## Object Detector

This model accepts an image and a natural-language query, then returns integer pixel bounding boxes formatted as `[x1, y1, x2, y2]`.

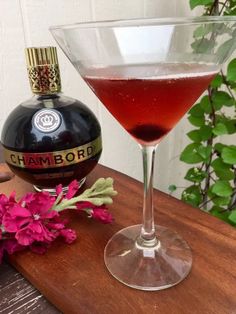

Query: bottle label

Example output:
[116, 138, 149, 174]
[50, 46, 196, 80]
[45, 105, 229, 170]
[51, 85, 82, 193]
[3, 136, 102, 169]
[33, 109, 62, 133]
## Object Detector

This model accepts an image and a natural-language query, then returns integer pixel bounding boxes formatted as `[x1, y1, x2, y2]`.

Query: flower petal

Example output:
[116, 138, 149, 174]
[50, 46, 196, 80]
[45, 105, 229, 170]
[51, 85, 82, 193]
[9, 191, 16, 203]
[8, 204, 31, 218]
[16, 228, 34, 246]
[27, 192, 55, 215]
[60, 229, 77, 244]
[91, 207, 113, 224]
[65, 180, 79, 199]
[3, 204, 31, 232]
[4, 239, 24, 254]
[56, 184, 63, 196]
[19, 192, 35, 205]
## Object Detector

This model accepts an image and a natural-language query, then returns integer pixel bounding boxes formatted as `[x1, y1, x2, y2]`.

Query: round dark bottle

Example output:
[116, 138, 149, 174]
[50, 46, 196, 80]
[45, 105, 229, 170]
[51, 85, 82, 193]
[1, 47, 102, 194]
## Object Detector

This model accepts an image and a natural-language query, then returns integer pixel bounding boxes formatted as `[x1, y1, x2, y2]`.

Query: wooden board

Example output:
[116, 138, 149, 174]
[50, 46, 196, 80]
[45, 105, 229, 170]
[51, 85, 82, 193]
[0, 262, 59, 314]
[0, 163, 235, 314]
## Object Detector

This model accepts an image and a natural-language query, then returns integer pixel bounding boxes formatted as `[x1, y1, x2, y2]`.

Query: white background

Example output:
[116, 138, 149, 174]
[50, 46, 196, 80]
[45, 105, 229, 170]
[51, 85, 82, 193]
[0, 0, 202, 195]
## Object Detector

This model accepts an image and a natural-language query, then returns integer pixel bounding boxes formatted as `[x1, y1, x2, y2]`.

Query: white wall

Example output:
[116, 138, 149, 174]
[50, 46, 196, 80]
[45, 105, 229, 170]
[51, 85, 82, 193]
[0, 0, 201, 196]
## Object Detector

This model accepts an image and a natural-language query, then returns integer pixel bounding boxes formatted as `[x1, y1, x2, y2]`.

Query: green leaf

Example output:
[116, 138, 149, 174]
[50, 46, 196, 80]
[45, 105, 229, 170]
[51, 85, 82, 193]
[222, 146, 236, 164]
[211, 157, 230, 171]
[188, 115, 205, 127]
[212, 180, 233, 197]
[229, 210, 236, 223]
[210, 206, 231, 223]
[181, 185, 202, 207]
[207, 185, 215, 199]
[210, 74, 223, 88]
[200, 96, 212, 114]
[211, 157, 234, 179]
[189, 103, 205, 117]
[199, 125, 212, 141]
[225, 120, 236, 134]
[187, 125, 212, 142]
[168, 185, 177, 193]
[184, 167, 206, 183]
[187, 130, 202, 142]
[196, 145, 212, 160]
[227, 58, 236, 81]
[180, 143, 204, 164]
[190, 0, 214, 9]
[212, 91, 234, 108]
[214, 143, 227, 154]
[212, 123, 229, 136]
[215, 168, 234, 180]
[212, 196, 231, 206]
[226, 7, 236, 15]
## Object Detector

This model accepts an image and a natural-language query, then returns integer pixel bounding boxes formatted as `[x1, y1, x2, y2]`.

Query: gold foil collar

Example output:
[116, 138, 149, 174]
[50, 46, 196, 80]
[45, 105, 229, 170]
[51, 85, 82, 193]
[25, 47, 61, 94]
[3, 136, 102, 169]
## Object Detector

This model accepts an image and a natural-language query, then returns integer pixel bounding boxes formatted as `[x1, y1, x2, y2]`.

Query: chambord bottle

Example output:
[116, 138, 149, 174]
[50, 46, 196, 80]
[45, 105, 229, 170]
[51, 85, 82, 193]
[1, 47, 102, 194]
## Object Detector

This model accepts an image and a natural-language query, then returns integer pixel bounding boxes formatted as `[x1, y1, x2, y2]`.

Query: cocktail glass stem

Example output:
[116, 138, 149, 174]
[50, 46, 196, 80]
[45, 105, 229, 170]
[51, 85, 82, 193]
[138, 145, 158, 247]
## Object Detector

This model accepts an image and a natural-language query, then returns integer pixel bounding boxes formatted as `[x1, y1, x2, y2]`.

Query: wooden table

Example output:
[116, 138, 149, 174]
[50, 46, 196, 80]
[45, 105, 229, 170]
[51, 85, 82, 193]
[0, 163, 235, 314]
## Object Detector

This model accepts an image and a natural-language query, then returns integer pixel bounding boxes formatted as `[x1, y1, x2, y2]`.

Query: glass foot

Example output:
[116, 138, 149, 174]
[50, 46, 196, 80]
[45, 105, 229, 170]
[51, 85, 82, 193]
[104, 224, 192, 291]
[33, 177, 86, 196]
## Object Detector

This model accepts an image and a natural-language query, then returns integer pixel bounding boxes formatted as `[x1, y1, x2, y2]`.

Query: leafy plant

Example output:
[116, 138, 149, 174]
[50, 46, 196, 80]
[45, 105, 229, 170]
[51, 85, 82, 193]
[171, 0, 236, 226]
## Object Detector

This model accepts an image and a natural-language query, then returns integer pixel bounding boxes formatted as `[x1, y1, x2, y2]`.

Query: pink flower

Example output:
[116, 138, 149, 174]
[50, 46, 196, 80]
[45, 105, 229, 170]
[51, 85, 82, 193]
[26, 192, 55, 216]
[0, 194, 9, 223]
[91, 207, 113, 224]
[3, 203, 33, 232]
[76, 201, 95, 211]
[76, 201, 113, 224]
[9, 191, 16, 203]
[2, 191, 60, 246]
[15, 221, 57, 246]
[19, 192, 35, 205]
[60, 229, 77, 243]
[65, 180, 79, 199]
[56, 184, 63, 196]
[4, 238, 23, 254]
[55, 180, 79, 200]
[0, 177, 115, 263]
[0, 237, 23, 263]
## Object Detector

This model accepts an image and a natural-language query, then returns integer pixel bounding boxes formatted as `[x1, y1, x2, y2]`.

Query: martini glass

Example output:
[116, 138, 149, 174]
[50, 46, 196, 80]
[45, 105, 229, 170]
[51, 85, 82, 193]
[50, 16, 236, 291]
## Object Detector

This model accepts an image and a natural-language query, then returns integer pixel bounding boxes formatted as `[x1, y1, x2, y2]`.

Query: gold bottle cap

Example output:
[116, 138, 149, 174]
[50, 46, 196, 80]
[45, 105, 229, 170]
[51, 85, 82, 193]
[25, 46, 61, 94]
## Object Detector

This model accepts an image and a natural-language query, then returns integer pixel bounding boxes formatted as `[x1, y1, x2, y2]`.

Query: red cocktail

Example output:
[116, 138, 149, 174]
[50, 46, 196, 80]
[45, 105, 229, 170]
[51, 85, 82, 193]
[85, 63, 217, 144]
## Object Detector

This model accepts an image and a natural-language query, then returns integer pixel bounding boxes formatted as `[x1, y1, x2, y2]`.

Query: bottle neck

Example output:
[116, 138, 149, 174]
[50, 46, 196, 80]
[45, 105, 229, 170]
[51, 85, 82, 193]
[33, 92, 62, 98]
[32, 92, 62, 109]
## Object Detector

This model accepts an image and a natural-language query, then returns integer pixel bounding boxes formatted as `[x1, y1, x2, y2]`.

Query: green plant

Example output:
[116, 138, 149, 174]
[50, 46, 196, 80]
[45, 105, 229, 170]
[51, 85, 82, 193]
[170, 0, 236, 226]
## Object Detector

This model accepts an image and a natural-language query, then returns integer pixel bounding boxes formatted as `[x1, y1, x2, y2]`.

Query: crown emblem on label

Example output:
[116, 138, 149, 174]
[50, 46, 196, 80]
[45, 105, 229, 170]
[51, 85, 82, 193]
[40, 114, 54, 127]
[33, 109, 61, 133]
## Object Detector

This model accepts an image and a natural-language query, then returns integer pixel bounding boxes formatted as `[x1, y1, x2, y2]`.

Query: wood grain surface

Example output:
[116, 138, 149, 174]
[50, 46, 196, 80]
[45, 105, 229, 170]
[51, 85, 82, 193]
[0, 263, 59, 314]
[0, 163, 235, 314]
